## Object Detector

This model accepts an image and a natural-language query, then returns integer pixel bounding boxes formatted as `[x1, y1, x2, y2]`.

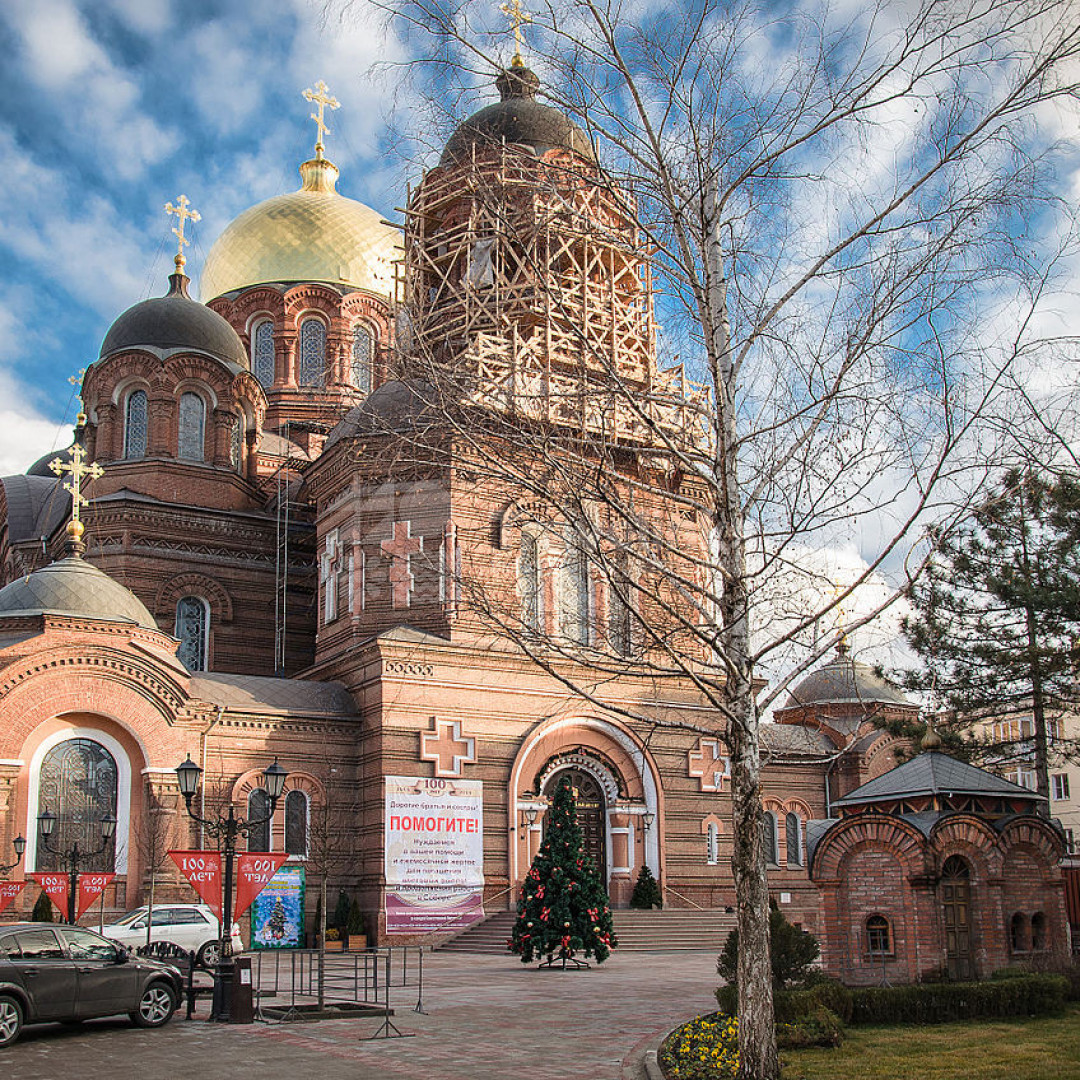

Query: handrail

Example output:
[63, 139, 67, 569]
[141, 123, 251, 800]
[420, 884, 517, 947]
[662, 885, 708, 911]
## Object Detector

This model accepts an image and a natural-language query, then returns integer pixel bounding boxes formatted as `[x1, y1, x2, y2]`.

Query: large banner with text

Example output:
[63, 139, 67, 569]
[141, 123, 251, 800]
[384, 776, 484, 933]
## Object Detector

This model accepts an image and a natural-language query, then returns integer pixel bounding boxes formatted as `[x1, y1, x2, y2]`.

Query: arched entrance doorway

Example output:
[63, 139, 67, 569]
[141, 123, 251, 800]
[544, 768, 607, 883]
[941, 855, 973, 980]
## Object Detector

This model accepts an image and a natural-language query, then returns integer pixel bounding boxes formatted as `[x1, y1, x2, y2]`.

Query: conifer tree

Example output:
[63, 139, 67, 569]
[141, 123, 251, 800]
[630, 863, 663, 910]
[510, 776, 617, 967]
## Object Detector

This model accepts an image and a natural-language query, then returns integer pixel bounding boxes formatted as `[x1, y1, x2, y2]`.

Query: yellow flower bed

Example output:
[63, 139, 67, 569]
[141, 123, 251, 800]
[659, 1013, 739, 1079]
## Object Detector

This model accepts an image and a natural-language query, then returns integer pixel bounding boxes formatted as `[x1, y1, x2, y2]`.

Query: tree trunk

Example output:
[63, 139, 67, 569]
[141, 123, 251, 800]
[318, 875, 327, 1009]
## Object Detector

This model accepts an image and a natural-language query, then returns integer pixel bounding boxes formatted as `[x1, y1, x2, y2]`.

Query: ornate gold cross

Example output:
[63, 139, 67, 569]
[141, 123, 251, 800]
[50, 443, 104, 544]
[500, 0, 531, 65]
[303, 80, 340, 159]
[164, 195, 201, 272]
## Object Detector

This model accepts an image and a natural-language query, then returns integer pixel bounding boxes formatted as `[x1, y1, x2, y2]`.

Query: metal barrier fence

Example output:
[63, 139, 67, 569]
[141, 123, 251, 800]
[250, 946, 424, 1018]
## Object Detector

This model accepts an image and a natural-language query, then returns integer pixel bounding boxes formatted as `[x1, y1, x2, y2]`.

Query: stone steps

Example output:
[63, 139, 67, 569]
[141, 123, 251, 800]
[438, 908, 736, 953]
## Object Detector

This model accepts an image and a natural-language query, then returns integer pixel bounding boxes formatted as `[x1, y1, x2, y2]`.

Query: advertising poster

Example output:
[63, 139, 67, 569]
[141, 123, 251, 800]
[250, 864, 305, 950]
[384, 775, 484, 934]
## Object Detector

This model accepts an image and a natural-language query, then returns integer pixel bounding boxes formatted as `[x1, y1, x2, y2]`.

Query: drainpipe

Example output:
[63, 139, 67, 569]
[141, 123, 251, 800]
[198, 706, 224, 848]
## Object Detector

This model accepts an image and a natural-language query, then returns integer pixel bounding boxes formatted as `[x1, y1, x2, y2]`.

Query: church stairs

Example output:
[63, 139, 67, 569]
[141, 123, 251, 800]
[437, 909, 737, 953]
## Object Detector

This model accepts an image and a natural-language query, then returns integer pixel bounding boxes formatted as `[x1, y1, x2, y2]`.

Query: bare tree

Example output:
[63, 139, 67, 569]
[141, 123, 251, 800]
[132, 788, 178, 947]
[331, 1, 1080, 1075]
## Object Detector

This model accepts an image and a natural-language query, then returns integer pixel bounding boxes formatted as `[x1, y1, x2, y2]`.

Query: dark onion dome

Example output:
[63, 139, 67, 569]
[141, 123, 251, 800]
[0, 553, 157, 630]
[324, 380, 438, 448]
[99, 273, 248, 368]
[780, 644, 912, 711]
[441, 63, 596, 167]
[27, 443, 74, 479]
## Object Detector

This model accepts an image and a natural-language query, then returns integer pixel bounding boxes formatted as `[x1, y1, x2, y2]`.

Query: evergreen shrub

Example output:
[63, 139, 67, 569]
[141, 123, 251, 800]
[776, 1005, 845, 1049]
[31, 890, 53, 922]
[346, 898, 365, 938]
[716, 902, 819, 990]
[849, 974, 1068, 1025]
[332, 890, 350, 933]
[629, 863, 663, 910]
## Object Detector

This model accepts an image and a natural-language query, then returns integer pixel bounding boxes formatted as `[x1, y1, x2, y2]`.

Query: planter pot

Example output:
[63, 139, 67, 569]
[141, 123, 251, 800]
[346, 935, 367, 951]
[324, 940, 344, 952]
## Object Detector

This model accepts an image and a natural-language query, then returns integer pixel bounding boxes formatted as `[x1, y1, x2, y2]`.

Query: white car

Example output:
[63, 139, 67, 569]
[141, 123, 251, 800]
[100, 904, 243, 967]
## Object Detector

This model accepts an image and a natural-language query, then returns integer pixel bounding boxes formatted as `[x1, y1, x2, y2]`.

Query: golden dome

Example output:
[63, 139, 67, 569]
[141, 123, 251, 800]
[199, 157, 400, 301]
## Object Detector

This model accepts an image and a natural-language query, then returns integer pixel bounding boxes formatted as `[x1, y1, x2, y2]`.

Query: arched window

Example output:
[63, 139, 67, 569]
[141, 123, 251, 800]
[785, 812, 802, 867]
[1010, 911, 1029, 953]
[177, 392, 206, 461]
[866, 914, 892, 956]
[247, 790, 270, 852]
[284, 790, 308, 857]
[561, 531, 591, 646]
[230, 413, 244, 471]
[762, 812, 779, 866]
[351, 324, 373, 393]
[175, 595, 209, 671]
[1031, 911, 1046, 950]
[36, 739, 117, 872]
[707, 823, 719, 866]
[520, 531, 541, 631]
[252, 320, 275, 388]
[124, 389, 148, 459]
[609, 557, 632, 657]
[298, 318, 326, 387]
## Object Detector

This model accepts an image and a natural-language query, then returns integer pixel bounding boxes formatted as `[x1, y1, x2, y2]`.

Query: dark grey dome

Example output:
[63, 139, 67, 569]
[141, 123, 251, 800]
[0, 554, 158, 630]
[782, 648, 911, 711]
[324, 380, 438, 448]
[27, 443, 74, 478]
[441, 65, 595, 166]
[100, 274, 247, 367]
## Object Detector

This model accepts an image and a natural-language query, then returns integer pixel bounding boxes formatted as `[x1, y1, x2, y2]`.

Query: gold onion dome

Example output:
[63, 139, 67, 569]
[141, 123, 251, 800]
[199, 157, 400, 302]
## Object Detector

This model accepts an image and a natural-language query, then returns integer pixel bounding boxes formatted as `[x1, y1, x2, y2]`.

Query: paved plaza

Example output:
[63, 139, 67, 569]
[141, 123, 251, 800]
[1, 949, 719, 1080]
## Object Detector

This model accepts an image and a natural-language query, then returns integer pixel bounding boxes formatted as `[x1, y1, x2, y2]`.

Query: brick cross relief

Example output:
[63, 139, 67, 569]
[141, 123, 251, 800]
[688, 738, 730, 792]
[420, 717, 477, 778]
[381, 520, 423, 609]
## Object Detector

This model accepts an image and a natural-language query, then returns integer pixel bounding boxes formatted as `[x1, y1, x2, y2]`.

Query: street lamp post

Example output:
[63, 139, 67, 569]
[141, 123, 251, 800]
[175, 754, 288, 1021]
[0, 835, 26, 875]
[37, 811, 116, 924]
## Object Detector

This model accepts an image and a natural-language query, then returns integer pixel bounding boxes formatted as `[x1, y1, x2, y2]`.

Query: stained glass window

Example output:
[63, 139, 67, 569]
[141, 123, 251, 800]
[248, 790, 270, 852]
[351, 325, 373, 393]
[178, 392, 205, 461]
[285, 790, 308, 857]
[252, 320, 275, 388]
[36, 739, 117, 872]
[124, 390, 148, 459]
[786, 812, 802, 866]
[520, 532, 541, 631]
[762, 812, 779, 866]
[230, 413, 243, 471]
[176, 595, 208, 671]
[561, 531, 591, 646]
[299, 319, 326, 387]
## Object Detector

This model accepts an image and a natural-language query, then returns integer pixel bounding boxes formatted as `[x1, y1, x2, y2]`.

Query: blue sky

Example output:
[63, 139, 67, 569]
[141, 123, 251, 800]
[0, 0, 422, 474]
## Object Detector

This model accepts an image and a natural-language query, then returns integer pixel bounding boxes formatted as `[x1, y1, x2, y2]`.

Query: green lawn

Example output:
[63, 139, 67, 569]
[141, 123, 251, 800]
[780, 1003, 1080, 1080]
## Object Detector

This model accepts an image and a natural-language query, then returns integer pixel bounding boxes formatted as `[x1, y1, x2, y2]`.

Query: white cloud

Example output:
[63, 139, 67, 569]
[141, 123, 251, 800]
[0, 368, 70, 476]
[186, 21, 264, 135]
[100, 0, 172, 35]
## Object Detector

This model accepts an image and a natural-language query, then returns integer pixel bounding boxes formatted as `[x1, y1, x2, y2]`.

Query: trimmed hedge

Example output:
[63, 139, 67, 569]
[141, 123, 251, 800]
[776, 1005, 845, 1049]
[849, 973, 1068, 1025]
[715, 977, 853, 1025]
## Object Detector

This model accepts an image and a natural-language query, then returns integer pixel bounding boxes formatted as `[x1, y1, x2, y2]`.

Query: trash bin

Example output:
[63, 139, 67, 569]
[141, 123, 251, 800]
[230, 956, 255, 1023]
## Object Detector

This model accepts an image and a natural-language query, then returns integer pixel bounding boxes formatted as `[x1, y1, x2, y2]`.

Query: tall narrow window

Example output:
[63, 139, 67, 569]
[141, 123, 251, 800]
[351, 324, 373, 393]
[124, 390, 148, 459]
[707, 823, 719, 866]
[609, 558, 632, 657]
[520, 531, 541, 631]
[175, 595, 209, 671]
[230, 413, 244, 471]
[1010, 911, 1029, 952]
[299, 318, 326, 387]
[561, 532, 591, 646]
[247, 790, 270, 852]
[866, 915, 892, 956]
[762, 812, 779, 866]
[284, 790, 308, 857]
[252, 320, 275, 388]
[37, 739, 117, 872]
[1031, 911, 1046, 950]
[177, 392, 206, 461]
[785, 812, 802, 867]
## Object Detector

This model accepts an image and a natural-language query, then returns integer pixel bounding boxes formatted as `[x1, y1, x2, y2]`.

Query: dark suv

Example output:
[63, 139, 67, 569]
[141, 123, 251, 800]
[0, 923, 183, 1047]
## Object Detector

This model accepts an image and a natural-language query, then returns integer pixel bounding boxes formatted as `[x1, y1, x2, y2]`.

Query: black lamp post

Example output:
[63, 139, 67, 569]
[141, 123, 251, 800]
[0, 835, 26, 875]
[175, 754, 288, 1021]
[37, 810, 116, 923]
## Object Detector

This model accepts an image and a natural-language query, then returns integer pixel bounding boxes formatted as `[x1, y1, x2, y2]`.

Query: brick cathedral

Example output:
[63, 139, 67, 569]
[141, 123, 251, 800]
[0, 69, 1067, 983]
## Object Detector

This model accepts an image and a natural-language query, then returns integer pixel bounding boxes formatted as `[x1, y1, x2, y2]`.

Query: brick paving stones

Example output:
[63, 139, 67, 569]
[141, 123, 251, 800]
[1, 949, 720, 1080]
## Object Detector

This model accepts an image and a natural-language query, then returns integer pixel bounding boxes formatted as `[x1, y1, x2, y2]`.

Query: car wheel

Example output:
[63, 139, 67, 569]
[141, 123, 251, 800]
[130, 982, 177, 1028]
[196, 938, 221, 969]
[0, 996, 23, 1048]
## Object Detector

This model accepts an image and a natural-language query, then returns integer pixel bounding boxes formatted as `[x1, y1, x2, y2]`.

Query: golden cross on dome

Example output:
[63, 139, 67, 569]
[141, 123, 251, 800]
[500, 0, 531, 65]
[69, 368, 88, 426]
[303, 80, 340, 160]
[50, 443, 104, 547]
[164, 195, 201, 272]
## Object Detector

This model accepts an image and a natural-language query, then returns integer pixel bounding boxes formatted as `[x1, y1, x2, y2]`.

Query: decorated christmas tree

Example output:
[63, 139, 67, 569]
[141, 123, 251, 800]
[509, 775, 617, 967]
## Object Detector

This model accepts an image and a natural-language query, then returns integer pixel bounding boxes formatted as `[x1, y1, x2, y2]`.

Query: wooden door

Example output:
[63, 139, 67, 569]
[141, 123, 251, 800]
[550, 769, 607, 883]
[941, 856, 973, 980]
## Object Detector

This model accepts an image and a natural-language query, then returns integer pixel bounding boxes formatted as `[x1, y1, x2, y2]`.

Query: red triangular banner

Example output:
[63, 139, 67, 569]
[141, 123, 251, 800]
[0, 880, 28, 916]
[75, 873, 115, 920]
[234, 853, 289, 921]
[28, 872, 70, 920]
[168, 850, 222, 919]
